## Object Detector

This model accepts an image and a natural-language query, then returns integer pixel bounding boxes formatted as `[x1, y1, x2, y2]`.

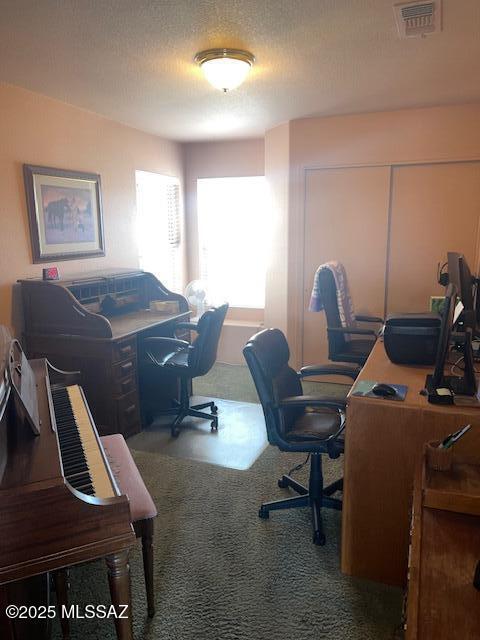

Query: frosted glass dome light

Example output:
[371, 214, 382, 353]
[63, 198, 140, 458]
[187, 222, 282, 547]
[195, 48, 255, 92]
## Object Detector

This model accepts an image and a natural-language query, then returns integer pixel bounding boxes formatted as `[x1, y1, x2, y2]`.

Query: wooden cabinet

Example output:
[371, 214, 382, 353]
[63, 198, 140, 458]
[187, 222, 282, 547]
[20, 269, 189, 438]
[406, 456, 480, 639]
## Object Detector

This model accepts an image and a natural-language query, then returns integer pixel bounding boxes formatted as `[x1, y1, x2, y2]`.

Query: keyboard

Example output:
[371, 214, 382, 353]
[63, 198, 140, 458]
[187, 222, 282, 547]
[51, 385, 116, 499]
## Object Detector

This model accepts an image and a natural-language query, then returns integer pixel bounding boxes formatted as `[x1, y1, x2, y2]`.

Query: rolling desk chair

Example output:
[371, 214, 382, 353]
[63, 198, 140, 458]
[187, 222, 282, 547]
[314, 267, 382, 366]
[141, 304, 228, 437]
[243, 328, 359, 545]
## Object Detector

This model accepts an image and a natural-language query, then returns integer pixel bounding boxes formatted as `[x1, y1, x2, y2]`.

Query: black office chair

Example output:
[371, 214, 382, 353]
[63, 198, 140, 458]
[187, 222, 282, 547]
[243, 328, 359, 545]
[142, 303, 229, 437]
[316, 268, 382, 365]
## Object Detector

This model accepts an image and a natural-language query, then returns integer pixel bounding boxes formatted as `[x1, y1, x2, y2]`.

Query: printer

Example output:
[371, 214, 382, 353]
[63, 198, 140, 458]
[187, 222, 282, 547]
[383, 313, 441, 365]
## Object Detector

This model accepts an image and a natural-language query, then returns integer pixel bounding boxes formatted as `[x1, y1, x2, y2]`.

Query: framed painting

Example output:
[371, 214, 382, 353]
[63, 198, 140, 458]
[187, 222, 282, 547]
[23, 164, 105, 263]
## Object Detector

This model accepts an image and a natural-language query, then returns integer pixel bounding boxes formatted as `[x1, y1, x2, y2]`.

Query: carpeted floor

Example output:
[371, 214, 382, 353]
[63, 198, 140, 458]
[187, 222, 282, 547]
[193, 362, 351, 404]
[51, 364, 403, 640]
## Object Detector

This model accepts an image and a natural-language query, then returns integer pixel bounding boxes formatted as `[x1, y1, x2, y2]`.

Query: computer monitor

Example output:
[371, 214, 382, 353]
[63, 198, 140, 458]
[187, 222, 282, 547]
[430, 283, 456, 389]
[447, 252, 476, 329]
[426, 283, 477, 397]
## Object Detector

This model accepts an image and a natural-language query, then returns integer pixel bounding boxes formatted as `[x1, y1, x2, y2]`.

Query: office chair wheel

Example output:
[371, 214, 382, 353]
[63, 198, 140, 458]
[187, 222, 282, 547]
[258, 506, 269, 519]
[171, 426, 180, 438]
[212, 404, 218, 414]
[211, 417, 219, 432]
[313, 531, 326, 546]
[277, 477, 289, 489]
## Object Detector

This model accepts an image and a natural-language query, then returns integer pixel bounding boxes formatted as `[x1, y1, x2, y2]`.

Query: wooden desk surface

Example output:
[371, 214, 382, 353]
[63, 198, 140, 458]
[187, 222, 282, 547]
[342, 340, 480, 587]
[108, 309, 190, 339]
[349, 339, 480, 415]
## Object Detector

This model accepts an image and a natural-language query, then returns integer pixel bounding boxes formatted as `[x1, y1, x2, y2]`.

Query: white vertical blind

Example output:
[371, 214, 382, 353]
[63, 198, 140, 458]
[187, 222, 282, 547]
[135, 170, 183, 292]
[197, 176, 269, 308]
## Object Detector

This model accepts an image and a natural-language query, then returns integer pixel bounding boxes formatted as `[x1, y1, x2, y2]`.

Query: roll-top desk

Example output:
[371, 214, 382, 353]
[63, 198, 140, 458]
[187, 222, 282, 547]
[19, 269, 189, 437]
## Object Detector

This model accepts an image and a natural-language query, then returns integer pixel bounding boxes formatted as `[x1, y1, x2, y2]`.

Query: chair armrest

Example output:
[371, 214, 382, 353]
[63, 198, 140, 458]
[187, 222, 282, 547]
[175, 322, 199, 332]
[277, 395, 346, 411]
[327, 327, 377, 337]
[355, 315, 384, 324]
[143, 337, 189, 350]
[299, 364, 360, 380]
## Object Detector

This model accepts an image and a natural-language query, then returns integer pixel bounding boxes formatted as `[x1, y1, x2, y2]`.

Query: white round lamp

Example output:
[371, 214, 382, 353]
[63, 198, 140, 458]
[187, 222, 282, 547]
[195, 48, 255, 92]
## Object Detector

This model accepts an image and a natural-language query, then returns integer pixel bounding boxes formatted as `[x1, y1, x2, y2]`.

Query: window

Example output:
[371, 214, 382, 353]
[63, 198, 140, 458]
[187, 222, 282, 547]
[135, 170, 183, 293]
[197, 176, 269, 308]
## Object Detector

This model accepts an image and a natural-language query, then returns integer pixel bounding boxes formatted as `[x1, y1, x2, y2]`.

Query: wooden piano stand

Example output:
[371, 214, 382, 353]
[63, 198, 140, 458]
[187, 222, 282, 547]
[1, 553, 134, 640]
[106, 550, 134, 640]
[342, 340, 480, 586]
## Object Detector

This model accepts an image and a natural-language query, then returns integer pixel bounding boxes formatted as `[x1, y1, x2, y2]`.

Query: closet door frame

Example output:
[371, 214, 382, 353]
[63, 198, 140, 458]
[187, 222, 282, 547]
[292, 158, 480, 368]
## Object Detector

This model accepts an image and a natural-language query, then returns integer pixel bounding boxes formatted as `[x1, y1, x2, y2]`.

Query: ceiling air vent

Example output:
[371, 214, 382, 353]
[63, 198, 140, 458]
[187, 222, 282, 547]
[394, 1, 442, 38]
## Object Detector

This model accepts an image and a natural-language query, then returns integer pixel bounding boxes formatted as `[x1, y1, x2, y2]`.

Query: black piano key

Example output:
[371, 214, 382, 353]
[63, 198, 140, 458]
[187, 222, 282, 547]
[70, 484, 94, 494]
[62, 450, 85, 460]
[68, 475, 92, 487]
[58, 435, 82, 446]
[62, 450, 86, 461]
[61, 447, 84, 457]
[65, 463, 88, 475]
[52, 385, 100, 497]
[69, 477, 93, 489]
[60, 445, 83, 455]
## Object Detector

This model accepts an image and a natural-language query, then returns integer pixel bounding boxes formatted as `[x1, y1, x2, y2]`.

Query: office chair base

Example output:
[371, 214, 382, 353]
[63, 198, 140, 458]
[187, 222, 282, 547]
[278, 474, 308, 494]
[259, 466, 342, 545]
[168, 406, 219, 437]
[152, 383, 219, 437]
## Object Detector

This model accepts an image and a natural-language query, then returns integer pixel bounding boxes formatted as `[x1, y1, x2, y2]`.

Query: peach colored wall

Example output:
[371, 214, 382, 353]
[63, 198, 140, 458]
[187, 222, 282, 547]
[281, 104, 480, 365]
[290, 105, 480, 168]
[264, 123, 290, 335]
[182, 138, 265, 285]
[0, 83, 184, 333]
[302, 166, 390, 367]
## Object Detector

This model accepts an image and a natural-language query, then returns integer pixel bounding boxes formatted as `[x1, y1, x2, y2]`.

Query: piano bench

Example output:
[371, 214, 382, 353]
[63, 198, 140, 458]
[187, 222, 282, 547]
[101, 435, 157, 522]
[101, 434, 157, 618]
[54, 434, 157, 638]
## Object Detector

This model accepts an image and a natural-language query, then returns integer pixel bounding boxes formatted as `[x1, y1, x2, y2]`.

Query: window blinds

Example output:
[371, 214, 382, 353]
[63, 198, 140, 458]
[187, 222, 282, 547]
[136, 171, 183, 293]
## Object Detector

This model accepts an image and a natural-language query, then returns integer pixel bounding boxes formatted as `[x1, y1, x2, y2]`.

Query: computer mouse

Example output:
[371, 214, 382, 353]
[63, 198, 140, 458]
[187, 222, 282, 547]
[371, 383, 397, 398]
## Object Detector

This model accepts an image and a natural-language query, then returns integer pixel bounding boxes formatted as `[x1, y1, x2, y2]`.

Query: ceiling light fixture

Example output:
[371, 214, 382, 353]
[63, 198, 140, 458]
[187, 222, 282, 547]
[195, 48, 255, 92]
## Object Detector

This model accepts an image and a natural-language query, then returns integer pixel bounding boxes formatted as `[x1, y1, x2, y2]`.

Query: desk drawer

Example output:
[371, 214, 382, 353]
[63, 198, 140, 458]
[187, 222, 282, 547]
[113, 357, 136, 381]
[112, 338, 136, 363]
[116, 391, 140, 436]
[114, 374, 137, 397]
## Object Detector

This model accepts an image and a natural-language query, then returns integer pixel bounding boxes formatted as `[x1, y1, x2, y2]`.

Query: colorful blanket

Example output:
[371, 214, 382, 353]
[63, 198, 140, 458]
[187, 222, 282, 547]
[309, 261, 356, 334]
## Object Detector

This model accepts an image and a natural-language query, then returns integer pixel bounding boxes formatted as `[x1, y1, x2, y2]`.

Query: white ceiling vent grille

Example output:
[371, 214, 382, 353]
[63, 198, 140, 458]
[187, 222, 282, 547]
[394, 1, 442, 38]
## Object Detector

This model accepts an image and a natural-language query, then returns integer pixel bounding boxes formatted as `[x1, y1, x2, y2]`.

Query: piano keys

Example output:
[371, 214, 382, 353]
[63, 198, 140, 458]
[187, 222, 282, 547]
[0, 328, 136, 640]
[52, 384, 116, 498]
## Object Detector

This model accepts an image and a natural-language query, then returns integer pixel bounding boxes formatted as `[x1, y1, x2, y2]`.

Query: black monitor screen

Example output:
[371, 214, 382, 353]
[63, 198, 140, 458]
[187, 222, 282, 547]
[447, 252, 474, 311]
[432, 283, 456, 388]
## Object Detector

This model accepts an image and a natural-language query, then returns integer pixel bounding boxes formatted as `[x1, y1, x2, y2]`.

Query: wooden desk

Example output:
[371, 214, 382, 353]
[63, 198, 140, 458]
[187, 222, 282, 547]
[341, 340, 480, 586]
[108, 309, 189, 339]
[405, 457, 480, 638]
[20, 270, 189, 438]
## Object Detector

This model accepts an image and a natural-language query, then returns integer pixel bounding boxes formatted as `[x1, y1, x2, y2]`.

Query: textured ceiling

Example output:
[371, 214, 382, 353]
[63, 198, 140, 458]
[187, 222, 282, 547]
[0, 0, 479, 141]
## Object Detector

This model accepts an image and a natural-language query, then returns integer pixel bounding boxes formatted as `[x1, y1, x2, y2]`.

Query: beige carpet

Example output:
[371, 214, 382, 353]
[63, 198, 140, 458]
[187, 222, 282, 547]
[51, 451, 402, 640]
[50, 364, 402, 639]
